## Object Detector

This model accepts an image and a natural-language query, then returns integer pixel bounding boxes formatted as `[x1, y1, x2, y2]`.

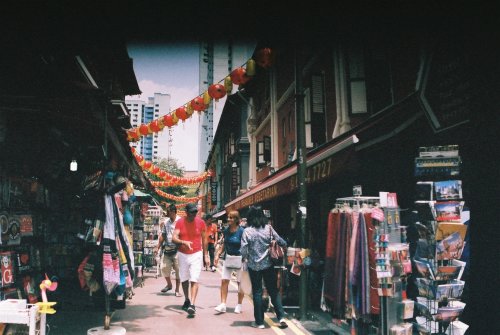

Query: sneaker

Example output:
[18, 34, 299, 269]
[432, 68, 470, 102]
[234, 304, 242, 314]
[161, 286, 172, 293]
[214, 303, 226, 313]
[187, 304, 196, 315]
[181, 299, 191, 311]
[279, 319, 288, 328]
[251, 322, 265, 329]
[211, 266, 216, 272]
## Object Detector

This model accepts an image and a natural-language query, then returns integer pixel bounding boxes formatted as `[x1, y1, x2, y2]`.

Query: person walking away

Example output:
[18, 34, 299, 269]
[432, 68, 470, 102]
[214, 210, 245, 314]
[155, 204, 181, 297]
[204, 213, 218, 272]
[172, 203, 209, 316]
[240, 205, 288, 329]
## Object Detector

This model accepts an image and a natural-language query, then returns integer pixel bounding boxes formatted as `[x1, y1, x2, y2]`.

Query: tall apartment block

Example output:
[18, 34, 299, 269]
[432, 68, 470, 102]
[198, 40, 256, 172]
[126, 93, 171, 162]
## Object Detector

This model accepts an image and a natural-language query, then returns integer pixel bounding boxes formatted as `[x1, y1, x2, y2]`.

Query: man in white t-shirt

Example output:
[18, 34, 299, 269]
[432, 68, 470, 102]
[155, 204, 182, 296]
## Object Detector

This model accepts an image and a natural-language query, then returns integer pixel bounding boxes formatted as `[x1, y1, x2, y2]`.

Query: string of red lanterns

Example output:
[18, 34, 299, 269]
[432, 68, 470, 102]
[154, 189, 202, 203]
[132, 149, 213, 185]
[126, 48, 273, 142]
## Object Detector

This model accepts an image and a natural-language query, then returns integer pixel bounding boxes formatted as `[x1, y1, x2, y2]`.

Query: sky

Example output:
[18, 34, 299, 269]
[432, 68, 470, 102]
[126, 42, 200, 171]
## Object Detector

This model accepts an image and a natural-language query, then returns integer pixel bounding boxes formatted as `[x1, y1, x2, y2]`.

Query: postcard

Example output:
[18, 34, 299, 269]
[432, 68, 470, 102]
[435, 222, 467, 241]
[434, 180, 462, 200]
[434, 201, 462, 222]
[451, 259, 466, 281]
[445, 320, 469, 335]
[414, 259, 435, 279]
[416, 301, 434, 320]
[436, 232, 465, 260]
[434, 306, 464, 322]
[416, 278, 436, 299]
[436, 281, 465, 301]
[435, 265, 462, 281]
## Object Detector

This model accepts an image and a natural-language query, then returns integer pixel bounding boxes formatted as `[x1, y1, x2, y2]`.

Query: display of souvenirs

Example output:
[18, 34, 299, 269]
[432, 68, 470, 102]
[434, 201, 462, 222]
[435, 232, 465, 261]
[16, 247, 31, 274]
[434, 180, 462, 200]
[0, 252, 15, 287]
[435, 222, 467, 241]
[18, 214, 33, 236]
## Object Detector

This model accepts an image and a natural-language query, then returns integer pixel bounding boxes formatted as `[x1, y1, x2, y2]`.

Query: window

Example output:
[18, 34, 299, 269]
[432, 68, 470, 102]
[347, 43, 367, 114]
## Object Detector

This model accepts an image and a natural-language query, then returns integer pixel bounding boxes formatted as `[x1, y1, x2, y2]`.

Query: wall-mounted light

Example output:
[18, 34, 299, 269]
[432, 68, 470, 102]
[70, 159, 78, 172]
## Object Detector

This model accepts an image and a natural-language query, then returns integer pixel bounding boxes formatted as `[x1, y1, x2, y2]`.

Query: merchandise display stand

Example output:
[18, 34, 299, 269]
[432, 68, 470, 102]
[412, 145, 468, 335]
[0, 299, 42, 335]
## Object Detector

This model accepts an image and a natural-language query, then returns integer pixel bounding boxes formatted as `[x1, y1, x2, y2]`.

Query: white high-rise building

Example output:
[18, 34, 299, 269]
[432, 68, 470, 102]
[198, 40, 257, 172]
[126, 93, 171, 162]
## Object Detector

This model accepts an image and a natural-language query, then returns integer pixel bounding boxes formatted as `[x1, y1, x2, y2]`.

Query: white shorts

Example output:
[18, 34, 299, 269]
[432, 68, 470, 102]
[221, 260, 242, 282]
[177, 251, 203, 283]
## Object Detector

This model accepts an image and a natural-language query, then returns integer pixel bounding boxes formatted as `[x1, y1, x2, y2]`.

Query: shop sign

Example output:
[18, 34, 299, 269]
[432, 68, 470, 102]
[211, 182, 217, 205]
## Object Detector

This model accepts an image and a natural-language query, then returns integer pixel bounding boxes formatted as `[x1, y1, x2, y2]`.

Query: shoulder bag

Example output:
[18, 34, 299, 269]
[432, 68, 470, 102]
[269, 225, 284, 265]
[224, 254, 242, 269]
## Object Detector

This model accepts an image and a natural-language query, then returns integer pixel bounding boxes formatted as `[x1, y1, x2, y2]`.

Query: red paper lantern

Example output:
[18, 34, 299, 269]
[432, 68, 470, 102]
[230, 67, 248, 85]
[152, 166, 160, 175]
[135, 154, 144, 162]
[255, 48, 273, 68]
[149, 120, 161, 133]
[128, 129, 140, 141]
[175, 106, 189, 121]
[163, 114, 174, 127]
[208, 84, 227, 101]
[191, 96, 206, 111]
[130, 147, 136, 153]
[143, 161, 152, 169]
[139, 124, 149, 136]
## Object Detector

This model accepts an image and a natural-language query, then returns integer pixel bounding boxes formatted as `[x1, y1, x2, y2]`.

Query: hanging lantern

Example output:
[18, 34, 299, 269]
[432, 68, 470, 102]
[163, 114, 174, 127]
[224, 76, 233, 95]
[143, 161, 152, 169]
[175, 106, 188, 121]
[152, 166, 160, 175]
[135, 154, 144, 163]
[130, 147, 136, 153]
[255, 48, 273, 68]
[203, 91, 212, 105]
[159, 171, 167, 179]
[139, 124, 149, 136]
[208, 83, 227, 101]
[230, 67, 248, 85]
[191, 96, 206, 111]
[246, 59, 256, 76]
[127, 129, 139, 141]
[149, 120, 161, 133]
[186, 103, 194, 116]
[171, 112, 179, 125]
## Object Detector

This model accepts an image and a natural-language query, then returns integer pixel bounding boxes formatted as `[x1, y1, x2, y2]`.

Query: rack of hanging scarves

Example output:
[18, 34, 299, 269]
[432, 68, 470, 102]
[322, 196, 381, 333]
[102, 172, 135, 320]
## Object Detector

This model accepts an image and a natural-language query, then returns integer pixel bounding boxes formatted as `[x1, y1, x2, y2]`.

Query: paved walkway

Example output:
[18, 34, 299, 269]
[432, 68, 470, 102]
[46, 266, 344, 335]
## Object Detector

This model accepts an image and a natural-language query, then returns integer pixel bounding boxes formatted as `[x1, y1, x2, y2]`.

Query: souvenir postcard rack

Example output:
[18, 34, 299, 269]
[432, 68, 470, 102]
[412, 145, 468, 335]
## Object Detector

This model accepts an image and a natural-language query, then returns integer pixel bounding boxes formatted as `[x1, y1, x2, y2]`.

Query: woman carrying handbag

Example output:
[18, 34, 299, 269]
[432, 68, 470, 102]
[214, 210, 245, 314]
[240, 205, 288, 329]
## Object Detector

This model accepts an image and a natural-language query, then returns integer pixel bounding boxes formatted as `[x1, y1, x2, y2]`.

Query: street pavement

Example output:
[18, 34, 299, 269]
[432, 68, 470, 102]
[46, 265, 342, 335]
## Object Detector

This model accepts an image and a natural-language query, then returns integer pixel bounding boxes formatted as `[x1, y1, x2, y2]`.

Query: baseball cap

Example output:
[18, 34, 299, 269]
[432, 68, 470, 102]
[185, 203, 198, 213]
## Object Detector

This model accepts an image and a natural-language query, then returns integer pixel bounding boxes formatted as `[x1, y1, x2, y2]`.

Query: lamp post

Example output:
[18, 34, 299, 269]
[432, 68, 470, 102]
[295, 47, 308, 320]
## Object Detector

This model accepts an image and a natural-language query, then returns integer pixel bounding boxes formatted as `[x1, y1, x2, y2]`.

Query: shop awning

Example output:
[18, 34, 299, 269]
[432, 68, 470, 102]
[212, 210, 226, 218]
[134, 189, 151, 197]
[225, 135, 359, 212]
